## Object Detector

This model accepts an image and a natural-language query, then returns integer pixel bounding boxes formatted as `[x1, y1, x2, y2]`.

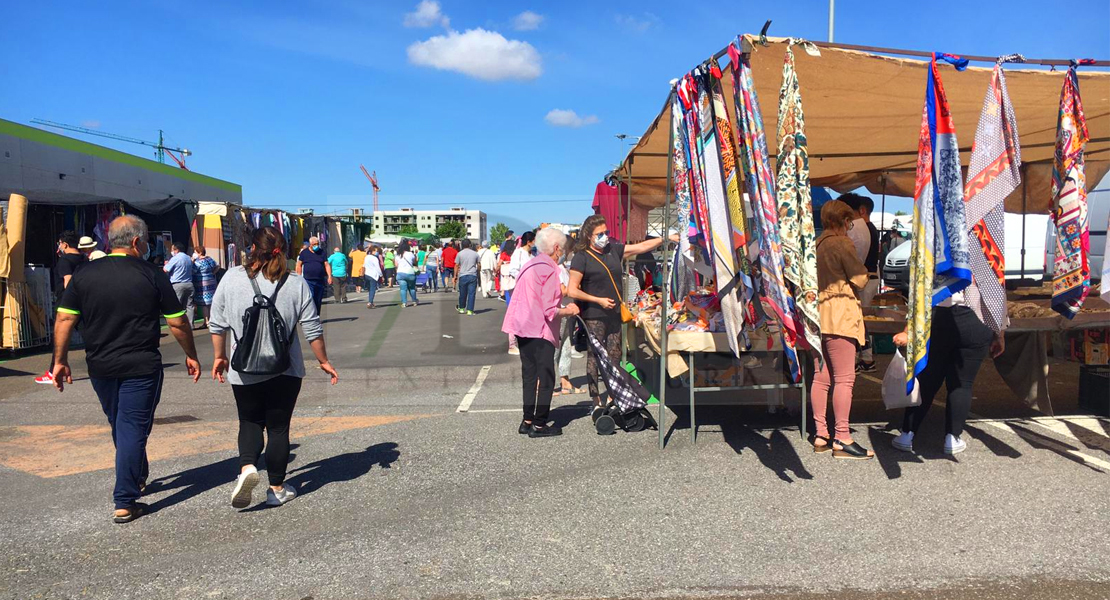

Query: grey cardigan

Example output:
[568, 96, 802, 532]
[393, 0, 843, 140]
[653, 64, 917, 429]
[208, 267, 324, 385]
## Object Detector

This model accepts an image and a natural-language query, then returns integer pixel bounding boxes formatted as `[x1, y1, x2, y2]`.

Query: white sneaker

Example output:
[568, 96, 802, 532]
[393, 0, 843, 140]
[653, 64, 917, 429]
[944, 434, 967, 455]
[892, 431, 914, 452]
[570, 351, 585, 359]
[266, 483, 297, 506]
[231, 466, 259, 508]
[507, 347, 519, 356]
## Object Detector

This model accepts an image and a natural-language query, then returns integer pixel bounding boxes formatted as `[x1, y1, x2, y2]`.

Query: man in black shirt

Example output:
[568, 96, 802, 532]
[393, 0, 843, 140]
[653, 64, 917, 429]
[34, 231, 87, 385]
[52, 216, 201, 524]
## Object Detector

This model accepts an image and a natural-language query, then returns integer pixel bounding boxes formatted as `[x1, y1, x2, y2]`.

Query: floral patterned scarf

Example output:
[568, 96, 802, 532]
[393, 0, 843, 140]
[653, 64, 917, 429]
[1051, 64, 1091, 319]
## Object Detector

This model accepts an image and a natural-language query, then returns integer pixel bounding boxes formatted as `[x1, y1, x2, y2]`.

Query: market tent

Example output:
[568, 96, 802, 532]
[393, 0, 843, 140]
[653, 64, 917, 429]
[616, 37, 1110, 214]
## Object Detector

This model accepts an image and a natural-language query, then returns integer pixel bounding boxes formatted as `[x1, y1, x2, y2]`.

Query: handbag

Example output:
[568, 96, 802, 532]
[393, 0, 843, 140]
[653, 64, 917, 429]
[585, 250, 633, 323]
[230, 274, 292, 375]
[881, 348, 921, 410]
[500, 263, 516, 291]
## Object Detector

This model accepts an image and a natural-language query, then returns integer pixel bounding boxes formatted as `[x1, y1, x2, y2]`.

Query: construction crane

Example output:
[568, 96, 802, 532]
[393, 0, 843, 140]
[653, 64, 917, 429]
[30, 119, 192, 170]
[359, 165, 380, 212]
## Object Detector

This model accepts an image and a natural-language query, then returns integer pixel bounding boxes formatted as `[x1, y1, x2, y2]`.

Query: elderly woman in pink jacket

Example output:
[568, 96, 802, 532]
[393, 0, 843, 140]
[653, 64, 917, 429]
[502, 227, 580, 438]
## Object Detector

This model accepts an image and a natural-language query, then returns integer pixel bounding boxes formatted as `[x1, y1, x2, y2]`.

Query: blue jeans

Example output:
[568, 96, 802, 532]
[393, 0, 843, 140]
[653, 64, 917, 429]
[504, 289, 513, 305]
[457, 274, 477, 312]
[425, 266, 439, 291]
[365, 276, 379, 304]
[441, 267, 454, 289]
[306, 279, 326, 314]
[398, 273, 418, 305]
[91, 371, 164, 509]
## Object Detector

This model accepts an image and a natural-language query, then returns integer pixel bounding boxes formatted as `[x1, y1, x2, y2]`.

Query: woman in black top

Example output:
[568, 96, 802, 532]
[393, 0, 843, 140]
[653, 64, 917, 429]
[566, 214, 676, 416]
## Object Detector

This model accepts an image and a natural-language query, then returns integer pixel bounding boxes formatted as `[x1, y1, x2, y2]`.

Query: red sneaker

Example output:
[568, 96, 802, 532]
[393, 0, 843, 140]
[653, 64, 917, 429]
[34, 371, 55, 385]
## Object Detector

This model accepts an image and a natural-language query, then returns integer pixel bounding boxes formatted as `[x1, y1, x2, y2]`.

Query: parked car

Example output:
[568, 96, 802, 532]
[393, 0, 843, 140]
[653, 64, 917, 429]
[881, 212, 1052, 295]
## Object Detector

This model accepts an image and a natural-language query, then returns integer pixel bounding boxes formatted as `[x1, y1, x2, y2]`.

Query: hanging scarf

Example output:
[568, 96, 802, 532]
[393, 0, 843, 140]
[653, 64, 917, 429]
[678, 75, 714, 273]
[1051, 63, 1091, 319]
[694, 67, 746, 357]
[670, 91, 696, 303]
[964, 57, 1023, 333]
[906, 52, 971, 393]
[730, 40, 800, 382]
[775, 44, 822, 362]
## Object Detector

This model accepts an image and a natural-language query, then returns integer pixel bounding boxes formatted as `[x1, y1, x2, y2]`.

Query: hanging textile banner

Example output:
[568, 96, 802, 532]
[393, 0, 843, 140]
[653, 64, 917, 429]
[775, 44, 822, 363]
[1050, 63, 1091, 319]
[963, 57, 1023, 334]
[730, 40, 800, 382]
[694, 67, 747, 357]
[906, 52, 971, 393]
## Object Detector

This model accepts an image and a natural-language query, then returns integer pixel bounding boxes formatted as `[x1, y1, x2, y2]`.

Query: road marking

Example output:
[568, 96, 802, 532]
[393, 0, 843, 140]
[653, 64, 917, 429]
[466, 408, 520, 414]
[858, 373, 883, 384]
[968, 412, 1110, 472]
[456, 365, 491, 413]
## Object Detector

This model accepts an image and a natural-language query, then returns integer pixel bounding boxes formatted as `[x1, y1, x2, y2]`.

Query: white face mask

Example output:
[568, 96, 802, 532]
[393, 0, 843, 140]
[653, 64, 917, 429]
[593, 233, 609, 249]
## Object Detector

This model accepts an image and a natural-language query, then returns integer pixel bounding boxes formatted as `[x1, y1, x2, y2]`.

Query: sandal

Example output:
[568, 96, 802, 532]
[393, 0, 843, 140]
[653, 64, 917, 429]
[812, 435, 832, 454]
[833, 439, 875, 460]
[112, 502, 147, 524]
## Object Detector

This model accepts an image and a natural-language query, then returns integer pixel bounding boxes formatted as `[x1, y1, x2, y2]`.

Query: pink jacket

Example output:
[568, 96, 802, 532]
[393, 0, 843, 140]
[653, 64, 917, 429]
[501, 253, 563, 347]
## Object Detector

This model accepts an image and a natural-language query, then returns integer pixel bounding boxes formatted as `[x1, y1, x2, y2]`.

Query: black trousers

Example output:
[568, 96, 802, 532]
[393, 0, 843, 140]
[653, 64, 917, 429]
[233, 375, 302, 486]
[903, 306, 994, 437]
[517, 336, 556, 424]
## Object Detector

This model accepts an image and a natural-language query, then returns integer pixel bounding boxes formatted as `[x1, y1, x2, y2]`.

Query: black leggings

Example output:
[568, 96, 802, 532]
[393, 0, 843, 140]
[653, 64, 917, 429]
[517, 336, 555, 424]
[902, 306, 993, 437]
[233, 375, 302, 486]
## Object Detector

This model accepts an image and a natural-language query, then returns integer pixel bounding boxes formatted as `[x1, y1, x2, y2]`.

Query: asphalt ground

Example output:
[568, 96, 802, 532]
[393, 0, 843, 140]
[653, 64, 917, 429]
[1, 284, 1108, 600]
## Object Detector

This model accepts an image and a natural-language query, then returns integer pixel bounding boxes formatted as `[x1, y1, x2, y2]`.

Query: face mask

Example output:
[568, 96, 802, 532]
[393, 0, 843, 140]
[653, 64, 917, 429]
[593, 233, 609, 249]
[312, 245, 320, 252]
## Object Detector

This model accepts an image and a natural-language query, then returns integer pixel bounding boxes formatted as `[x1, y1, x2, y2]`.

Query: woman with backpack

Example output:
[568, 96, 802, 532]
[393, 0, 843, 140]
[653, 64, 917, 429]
[209, 226, 339, 509]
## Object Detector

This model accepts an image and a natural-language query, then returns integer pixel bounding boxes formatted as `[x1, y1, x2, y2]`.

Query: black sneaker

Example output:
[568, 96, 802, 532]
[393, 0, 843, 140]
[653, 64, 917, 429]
[518, 421, 531, 435]
[856, 361, 877, 374]
[528, 424, 563, 438]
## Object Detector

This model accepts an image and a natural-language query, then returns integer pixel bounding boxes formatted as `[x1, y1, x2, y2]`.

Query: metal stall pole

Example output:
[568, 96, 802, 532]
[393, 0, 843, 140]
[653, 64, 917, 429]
[658, 90, 676, 450]
[879, 175, 887, 284]
[622, 163, 630, 366]
[1020, 166, 1028, 280]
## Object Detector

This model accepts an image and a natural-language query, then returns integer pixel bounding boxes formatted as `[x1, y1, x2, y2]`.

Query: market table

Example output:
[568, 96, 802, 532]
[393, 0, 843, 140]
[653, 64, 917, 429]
[630, 316, 808, 443]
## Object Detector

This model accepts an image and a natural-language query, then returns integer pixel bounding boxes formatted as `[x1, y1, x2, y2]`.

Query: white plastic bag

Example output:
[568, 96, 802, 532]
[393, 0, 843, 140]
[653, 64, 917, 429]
[882, 349, 921, 410]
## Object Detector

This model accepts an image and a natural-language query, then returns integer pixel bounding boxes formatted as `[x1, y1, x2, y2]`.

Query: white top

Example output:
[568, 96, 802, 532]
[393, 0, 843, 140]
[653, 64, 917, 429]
[479, 247, 497, 270]
[508, 247, 532, 279]
[426, 248, 440, 267]
[395, 251, 418, 275]
[847, 217, 870, 264]
[363, 254, 383, 280]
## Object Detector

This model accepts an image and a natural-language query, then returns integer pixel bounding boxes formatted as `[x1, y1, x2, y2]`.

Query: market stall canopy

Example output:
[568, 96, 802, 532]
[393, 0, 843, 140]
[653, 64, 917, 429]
[616, 37, 1109, 214]
[0, 118, 242, 214]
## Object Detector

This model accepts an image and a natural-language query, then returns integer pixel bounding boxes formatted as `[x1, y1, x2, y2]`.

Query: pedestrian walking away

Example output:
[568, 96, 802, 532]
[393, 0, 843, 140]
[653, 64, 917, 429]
[441, 241, 458, 292]
[192, 246, 218, 328]
[810, 200, 873, 460]
[164, 241, 196, 329]
[567, 215, 675, 418]
[395, 240, 420, 307]
[479, 241, 497, 298]
[348, 243, 367, 293]
[296, 236, 331, 313]
[502, 227, 579, 437]
[425, 243, 441, 292]
[364, 245, 384, 308]
[454, 239, 479, 314]
[209, 226, 339, 510]
[383, 248, 396, 288]
[51, 215, 202, 524]
[327, 246, 349, 303]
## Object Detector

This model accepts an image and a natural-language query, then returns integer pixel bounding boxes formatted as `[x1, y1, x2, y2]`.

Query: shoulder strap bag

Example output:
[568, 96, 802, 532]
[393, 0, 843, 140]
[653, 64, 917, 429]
[230, 273, 293, 375]
[586, 250, 633, 323]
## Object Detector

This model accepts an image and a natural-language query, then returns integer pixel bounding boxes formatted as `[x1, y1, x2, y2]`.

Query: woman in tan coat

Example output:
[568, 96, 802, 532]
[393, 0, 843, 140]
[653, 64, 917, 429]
[811, 200, 873, 459]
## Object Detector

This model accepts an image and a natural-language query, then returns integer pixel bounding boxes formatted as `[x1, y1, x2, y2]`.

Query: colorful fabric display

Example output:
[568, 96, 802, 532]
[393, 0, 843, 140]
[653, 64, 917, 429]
[670, 92, 696, 303]
[775, 44, 822, 362]
[906, 52, 971, 393]
[730, 40, 800, 382]
[963, 57, 1023, 334]
[1051, 63, 1091, 319]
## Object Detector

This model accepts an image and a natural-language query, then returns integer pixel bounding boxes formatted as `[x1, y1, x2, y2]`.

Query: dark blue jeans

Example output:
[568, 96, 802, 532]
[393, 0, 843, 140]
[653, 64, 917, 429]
[365, 276, 379, 304]
[457, 274, 477, 312]
[425, 266, 439, 291]
[306, 279, 326, 314]
[91, 371, 164, 509]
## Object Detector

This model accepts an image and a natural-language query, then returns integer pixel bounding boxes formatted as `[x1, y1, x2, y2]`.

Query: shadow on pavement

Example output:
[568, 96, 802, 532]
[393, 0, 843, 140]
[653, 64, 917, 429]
[549, 400, 594, 429]
[719, 417, 813, 483]
[0, 365, 34, 377]
[321, 316, 359, 324]
[144, 456, 239, 514]
[285, 442, 401, 498]
[867, 426, 923, 479]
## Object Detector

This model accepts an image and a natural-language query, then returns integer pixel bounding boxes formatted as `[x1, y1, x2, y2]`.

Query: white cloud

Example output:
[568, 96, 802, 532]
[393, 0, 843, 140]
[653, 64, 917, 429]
[404, 0, 449, 29]
[544, 109, 599, 128]
[512, 11, 544, 31]
[615, 13, 659, 33]
[81, 120, 101, 129]
[407, 28, 542, 81]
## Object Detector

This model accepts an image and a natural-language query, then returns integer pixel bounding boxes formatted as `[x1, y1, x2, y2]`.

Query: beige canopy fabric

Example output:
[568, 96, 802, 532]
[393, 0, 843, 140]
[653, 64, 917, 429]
[617, 37, 1110, 214]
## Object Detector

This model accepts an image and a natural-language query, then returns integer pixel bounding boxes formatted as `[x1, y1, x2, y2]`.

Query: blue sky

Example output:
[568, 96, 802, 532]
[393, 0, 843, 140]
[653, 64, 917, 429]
[2, 0, 1108, 231]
